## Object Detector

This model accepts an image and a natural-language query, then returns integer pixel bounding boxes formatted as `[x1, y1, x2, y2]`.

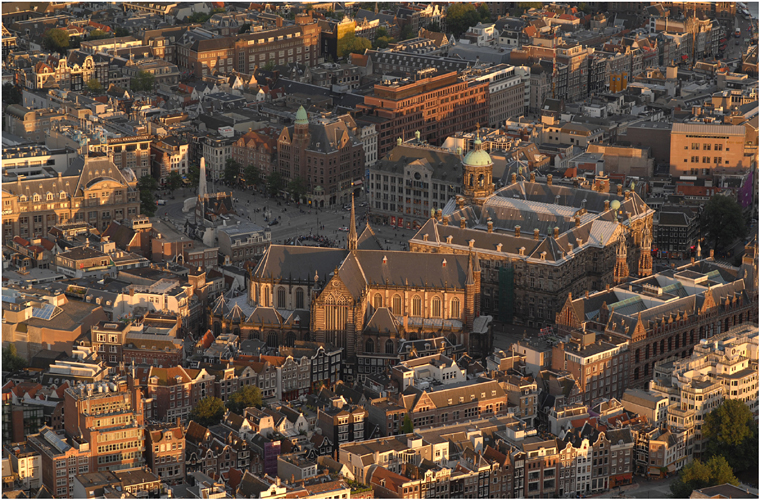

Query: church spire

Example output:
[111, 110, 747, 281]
[198, 157, 207, 198]
[348, 193, 357, 251]
[638, 224, 653, 277]
[614, 231, 630, 285]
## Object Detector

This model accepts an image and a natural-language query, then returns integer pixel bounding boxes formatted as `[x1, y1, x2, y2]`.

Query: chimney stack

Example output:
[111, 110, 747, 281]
[487, 218, 493, 233]
[530, 171, 535, 183]
[511, 173, 517, 184]
[442, 216, 449, 226]
[547, 174, 553, 186]
[460, 219, 466, 229]
[617, 184, 623, 195]
[604, 200, 610, 210]
[534, 228, 540, 240]
[575, 216, 580, 227]
[515, 225, 521, 238]
[553, 226, 559, 239]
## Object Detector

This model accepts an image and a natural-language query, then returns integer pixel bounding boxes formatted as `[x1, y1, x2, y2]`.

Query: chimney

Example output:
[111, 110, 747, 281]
[547, 174, 553, 186]
[624, 190, 631, 200]
[511, 173, 517, 184]
[460, 219, 466, 229]
[575, 216, 580, 227]
[496, 243, 503, 252]
[691, 257, 695, 264]
[534, 228, 540, 240]
[553, 226, 559, 239]
[617, 184, 623, 195]
[515, 225, 521, 238]
[457, 197, 465, 209]
[442, 216, 449, 226]
[423, 234, 428, 242]
[585, 290, 589, 298]
[487, 218, 493, 233]
[436, 209, 442, 221]
[604, 200, 610, 210]
[468, 239, 475, 248]
[710, 249, 714, 258]
[529, 171, 535, 183]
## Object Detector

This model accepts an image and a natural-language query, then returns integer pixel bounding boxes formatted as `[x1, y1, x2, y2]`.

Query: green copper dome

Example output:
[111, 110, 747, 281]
[463, 141, 493, 167]
[295, 106, 308, 125]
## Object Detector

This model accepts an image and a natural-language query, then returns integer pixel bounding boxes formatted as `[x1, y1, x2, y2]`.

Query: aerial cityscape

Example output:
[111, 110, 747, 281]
[0, 1, 758, 499]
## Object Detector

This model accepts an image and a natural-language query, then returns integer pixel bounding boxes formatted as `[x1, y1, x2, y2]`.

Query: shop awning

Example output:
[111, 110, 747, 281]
[648, 466, 662, 475]
[614, 473, 633, 482]
[720, 38, 727, 43]
[681, 55, 688, 60]
[667, 464, 677, 473]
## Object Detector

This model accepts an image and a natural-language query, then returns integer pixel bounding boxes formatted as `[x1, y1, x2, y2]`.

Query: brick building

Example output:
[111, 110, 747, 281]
[556, 243, 758, 389]
[356, 70, 489, 157]
[63, 381, 145, 473]
[122, 332, 184, 367]
[145, 421, 185, 485]
[669, 123, 749, 179]
[232, 128, 279, 182]
[105, 135, 153, 179]
[27, 427, 92, 499]
[1, 157, 140, 240]
[151, 136, 189, 182]
[277, 107, 365, 207]
[131, 366, 216, 424]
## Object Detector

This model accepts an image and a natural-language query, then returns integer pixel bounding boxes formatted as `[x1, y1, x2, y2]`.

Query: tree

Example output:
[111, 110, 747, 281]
[187, 164, 201, 188]
[373, 36, 395, 49]
[701, 194, 747, 252]
[239, 23, 252, 34]
[88, 29, 111, 40]
[376, 27, 389, 39]
[138, 175, 159, 217]
[2, 83, 22, 105]
[166, 171, 184, 191]
[518, 2, 544, 9]
[400, 24, 413, 40]
[703, 399, 758, 474]
[188, 11, 212, 23]
[426, 21, 442, 33]
[287, 177, 308, 203]
[445, 3, 483, 37]
[243, 164, 261, 187]
[189, 396, 226, 427]
[226, 385, 263, 415]
[400, 413, 414, 434]
[670, 456, 739, 498]
[3, 344, 27, 372]
[42, 28, 70, 55]
[114, 27, 131, 37]
[338, 32, 371, 58]
[263, 61, 276, 71]
[85, 78, 102, 93]
[130, 70, 155, 92]
[224, 158, 241, 185]
[477, 4, 492, 23]
[266, 171, 285, 197]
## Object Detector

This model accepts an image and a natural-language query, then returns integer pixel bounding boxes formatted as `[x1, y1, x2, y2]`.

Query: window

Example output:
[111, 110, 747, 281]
[295, 288, 304, 309]
[385, 339, 394, 354]
[373, 293, 382, 309]
[365, 338, 374, 353]
[392, 294, 402, 315]
[450, 298, 460, 318]
[412, 295, 421, 316]
[432, 297, 441, 317]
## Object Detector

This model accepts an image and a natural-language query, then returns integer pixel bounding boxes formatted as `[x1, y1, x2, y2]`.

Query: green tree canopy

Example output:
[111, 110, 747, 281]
[399, 24, 413, 40]
[86, 78, 103, 93]
[239, 23, 252, 34]
[166, 171, 184, 191]
[88, 29, 111, 40]
[114, 27, 131, 37]
[187, 164, 201, 188]
[42, 28, 70, 55]
[266, 171, 285, 197]
[338, 32, 371, 58]
[243, 164, 261, 187]
[130, 70, 155, 92]
[226, 385, 263, 415]
[138, 175, 159, 217]
[3, 344, 27, 372]
[190, 396, 226, 427]
[702, 194, 747, 252]
[445, 3, 485, 37]
[477, 4, 492, 23]
[2, 83, 22, 105]
[287, 177, 308, 203]
[188, 11, 212, 23]
[426, 21, 442, 33]
[373, 35, 395, 49]
[224, 158, 241, 185]
[376, 27, 389, 39]
[703, 398, 758, 474]
[670, 456, 739, 498]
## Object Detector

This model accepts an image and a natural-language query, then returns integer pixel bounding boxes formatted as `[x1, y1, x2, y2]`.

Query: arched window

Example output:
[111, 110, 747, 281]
[277, 288, 286, 308]
[432, 297, 441, 317]
[295, 288, 304, 309]
[478, 173, 484, 187]
[450, 298, 460, 319]
[635, 349, 640, 363]
[409, 333, 418, 341]
[373, 293, 383, 309]
[392, 294, 402, 315]
[365, 338, 374, 353]
[262, 286, 270, 307]
[634, 367, 640, 380]
[448, 333, 458, 346]
[267, 331, 278, 347]
[412, 295, 421, 316]
[385, 339, 394, 354]
[286, 332, 296, 347]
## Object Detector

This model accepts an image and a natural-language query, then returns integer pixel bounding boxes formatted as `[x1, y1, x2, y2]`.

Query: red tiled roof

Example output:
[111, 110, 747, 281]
[350, 53, 369, 67]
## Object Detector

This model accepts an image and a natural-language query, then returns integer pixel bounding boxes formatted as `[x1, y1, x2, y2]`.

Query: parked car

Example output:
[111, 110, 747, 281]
[338, 226, 349, 232]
